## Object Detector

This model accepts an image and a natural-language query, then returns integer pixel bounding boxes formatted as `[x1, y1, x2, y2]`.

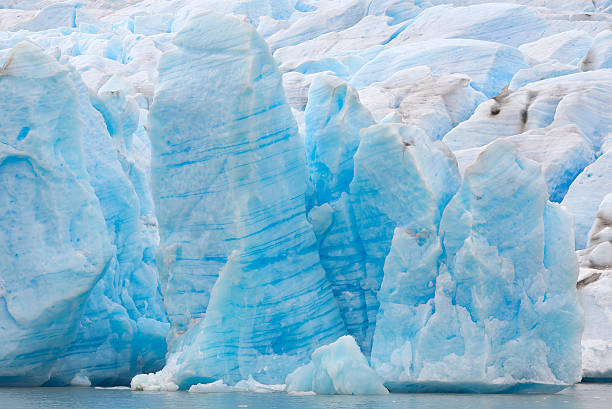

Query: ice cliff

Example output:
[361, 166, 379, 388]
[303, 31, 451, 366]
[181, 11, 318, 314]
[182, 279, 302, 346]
[1, 0, 611, 393]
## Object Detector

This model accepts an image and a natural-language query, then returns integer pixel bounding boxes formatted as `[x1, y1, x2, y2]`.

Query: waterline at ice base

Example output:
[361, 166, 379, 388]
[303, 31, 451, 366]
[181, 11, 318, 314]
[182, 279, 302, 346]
[1, 0, 611, 396]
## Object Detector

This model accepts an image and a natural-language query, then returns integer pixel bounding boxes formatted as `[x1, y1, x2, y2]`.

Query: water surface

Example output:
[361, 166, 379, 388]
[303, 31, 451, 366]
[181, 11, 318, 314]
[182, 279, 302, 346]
[1, 383, 611, 409]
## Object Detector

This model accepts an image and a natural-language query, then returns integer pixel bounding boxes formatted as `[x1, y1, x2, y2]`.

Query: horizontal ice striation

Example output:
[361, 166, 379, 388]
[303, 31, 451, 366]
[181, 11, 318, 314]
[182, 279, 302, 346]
[357, 66, 487, 140]
[350, 39, 527, 98]
[45, 70, 168, 386]
[286, 335, 388, 395]
[304, 74, 374, 352]
[349, 124, 461, 358]
[0, 42, 112, 386]
[578, 194, 612, 380]
[372, 140, 582, 392]
[135, 12, 344, 389]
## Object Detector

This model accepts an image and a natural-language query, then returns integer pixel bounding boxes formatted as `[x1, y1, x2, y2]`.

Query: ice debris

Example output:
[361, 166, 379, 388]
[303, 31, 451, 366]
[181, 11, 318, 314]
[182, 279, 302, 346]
[286, 335, 388, 395]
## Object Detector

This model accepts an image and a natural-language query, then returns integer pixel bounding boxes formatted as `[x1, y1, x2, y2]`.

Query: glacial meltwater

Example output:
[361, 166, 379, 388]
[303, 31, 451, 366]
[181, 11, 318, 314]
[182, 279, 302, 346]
[1, 383, 612, 409]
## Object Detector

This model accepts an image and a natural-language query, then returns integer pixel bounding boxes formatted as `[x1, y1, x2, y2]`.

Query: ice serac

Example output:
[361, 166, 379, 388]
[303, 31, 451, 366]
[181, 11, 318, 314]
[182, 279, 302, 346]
[579, 193, 612, 380]
[45, 70, 168, 386]
[357, 66, 486, 140]
[0, 42, 112, 386]
[562, 150, 612, 249]
[390, 3, 548, 48]
[286, 335, 388, 395]
[372, 140, 582, 393]
[349, 123, 461, 358]
[454, 125, 595, 203]
[304, 74, 374, 352]
[135, 12, 344, 389]
[350, 39, 527, 98]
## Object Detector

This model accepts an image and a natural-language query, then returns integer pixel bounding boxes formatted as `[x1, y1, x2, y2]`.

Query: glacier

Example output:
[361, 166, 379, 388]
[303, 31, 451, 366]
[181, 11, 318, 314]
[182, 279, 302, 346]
[578, 193, 612, 381]
[0, 0, 611, 394]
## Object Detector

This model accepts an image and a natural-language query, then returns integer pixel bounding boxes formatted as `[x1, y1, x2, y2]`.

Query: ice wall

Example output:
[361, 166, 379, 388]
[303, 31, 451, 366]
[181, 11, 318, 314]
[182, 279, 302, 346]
[371, 140, 582, 392]
[0, 42, 113, 386]
[133, 12, 345, 389]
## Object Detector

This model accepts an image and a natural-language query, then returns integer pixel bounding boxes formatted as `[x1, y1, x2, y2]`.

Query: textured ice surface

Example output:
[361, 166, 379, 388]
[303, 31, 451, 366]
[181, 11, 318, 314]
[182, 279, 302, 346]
[351, 39, 527, 98]
[349, 124, 461, 356]
[135, 12, 344, 389]
[357, 67, 487, 140]
[1, 0, 610, 392]
[390, 3, 548, 48]
[45, 70, 168, 386]
[0, 42, 112, 386]
[454, 125, 595, 202]
[563, 151, 612, 249]
[286, 336, 388, 395]
[372, 140, 582, 392]
[304, 74, 374, 352]
[578, 194, 612, 380]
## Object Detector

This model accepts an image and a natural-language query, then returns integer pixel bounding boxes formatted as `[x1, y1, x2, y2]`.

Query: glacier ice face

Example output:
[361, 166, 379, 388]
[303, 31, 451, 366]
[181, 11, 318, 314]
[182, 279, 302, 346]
[0, 42, 113, 386]
[286, 335, 388, 395]
[349, 124, 461, 355]
[45, 69, 168, 386]
[1, 0, 610, 393]
[304, 74, 374, 352]
[578, 193, 612, 380]
[137, 11, 344, 388]
[372, 140, 582, 392]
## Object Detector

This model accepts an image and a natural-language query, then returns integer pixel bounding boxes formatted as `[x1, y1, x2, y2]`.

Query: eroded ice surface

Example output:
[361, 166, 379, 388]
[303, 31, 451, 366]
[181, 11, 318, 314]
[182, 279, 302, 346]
[578, 194, 612, 380]
[0, 0, 610, 393]
[372, 140, 582, 392]
[133, 12, 344, 389]
[0, 42, 112, 386]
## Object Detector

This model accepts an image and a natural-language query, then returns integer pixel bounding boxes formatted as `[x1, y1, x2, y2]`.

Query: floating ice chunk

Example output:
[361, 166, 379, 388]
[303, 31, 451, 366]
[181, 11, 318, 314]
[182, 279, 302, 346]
[351, 39, 527, 98]
[0, 42, 112, 386]
[189, 376, 285, 393]
[189, 380, 232, 393]
[131, 368, 179, 392]
[70, 374, 91, 387]
[286, 336, 388, 395]
[233, 376, 286, 393]
[372, 140, 582, 392]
